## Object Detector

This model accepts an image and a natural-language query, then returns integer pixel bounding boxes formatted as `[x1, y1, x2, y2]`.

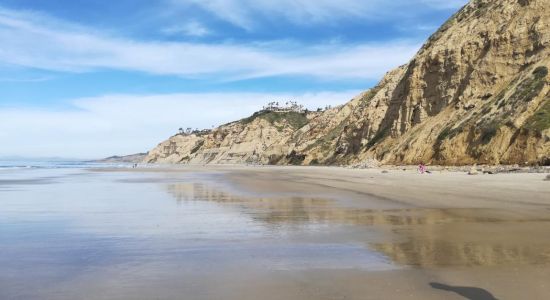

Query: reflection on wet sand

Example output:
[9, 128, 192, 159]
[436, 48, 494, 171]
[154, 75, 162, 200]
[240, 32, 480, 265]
[0, 178, 58, 186]
[166, 182, 550, 268]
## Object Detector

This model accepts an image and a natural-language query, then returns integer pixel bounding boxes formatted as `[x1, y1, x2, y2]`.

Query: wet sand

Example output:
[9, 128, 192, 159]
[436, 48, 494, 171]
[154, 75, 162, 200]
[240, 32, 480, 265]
[1, 165, 550, 299]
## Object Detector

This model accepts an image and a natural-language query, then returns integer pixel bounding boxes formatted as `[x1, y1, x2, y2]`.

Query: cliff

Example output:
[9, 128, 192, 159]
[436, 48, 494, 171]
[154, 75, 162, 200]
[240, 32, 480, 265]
[145, 0, 550, 166]
[144, 110, 318, 164]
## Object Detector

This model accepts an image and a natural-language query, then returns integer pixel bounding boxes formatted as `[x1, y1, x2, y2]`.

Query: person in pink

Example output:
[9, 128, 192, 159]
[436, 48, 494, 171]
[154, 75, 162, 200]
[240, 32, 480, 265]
[418, 162, 426, 174]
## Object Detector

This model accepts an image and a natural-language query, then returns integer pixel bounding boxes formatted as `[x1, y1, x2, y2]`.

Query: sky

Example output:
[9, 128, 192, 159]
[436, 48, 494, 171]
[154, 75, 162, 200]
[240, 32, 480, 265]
[0, 0, 468, 159]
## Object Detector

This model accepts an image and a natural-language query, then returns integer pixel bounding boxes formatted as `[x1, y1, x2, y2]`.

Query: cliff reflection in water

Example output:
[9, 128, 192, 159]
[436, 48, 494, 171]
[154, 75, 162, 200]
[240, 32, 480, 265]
[165, 182, 550, 268]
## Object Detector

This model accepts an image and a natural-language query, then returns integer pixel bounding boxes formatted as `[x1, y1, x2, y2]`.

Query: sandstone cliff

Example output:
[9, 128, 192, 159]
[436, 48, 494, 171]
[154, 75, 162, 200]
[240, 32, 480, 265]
[145, 111, 317, 164]
[145, 0, 550, 166]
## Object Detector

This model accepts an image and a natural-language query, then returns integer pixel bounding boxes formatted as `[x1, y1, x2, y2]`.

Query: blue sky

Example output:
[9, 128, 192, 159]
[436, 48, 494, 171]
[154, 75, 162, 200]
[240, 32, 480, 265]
[0, 0, 467, 158]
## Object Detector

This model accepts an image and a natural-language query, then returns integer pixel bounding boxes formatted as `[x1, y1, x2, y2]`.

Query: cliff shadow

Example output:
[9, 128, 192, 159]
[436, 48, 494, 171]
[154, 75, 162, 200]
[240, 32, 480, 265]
[430, 282, 498, 300]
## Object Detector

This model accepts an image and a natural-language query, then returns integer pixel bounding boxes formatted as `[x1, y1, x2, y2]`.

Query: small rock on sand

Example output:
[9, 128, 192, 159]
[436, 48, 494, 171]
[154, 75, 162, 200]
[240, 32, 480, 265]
[545, 174, 550, 181]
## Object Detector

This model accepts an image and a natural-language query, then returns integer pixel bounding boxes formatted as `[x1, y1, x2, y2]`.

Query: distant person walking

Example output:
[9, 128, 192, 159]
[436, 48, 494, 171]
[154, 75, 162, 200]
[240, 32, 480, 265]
[418, 162, 427, 174]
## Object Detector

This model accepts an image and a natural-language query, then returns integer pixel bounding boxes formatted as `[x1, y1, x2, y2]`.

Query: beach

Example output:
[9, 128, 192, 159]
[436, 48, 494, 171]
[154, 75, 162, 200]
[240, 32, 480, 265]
[1, 165, 550, 299]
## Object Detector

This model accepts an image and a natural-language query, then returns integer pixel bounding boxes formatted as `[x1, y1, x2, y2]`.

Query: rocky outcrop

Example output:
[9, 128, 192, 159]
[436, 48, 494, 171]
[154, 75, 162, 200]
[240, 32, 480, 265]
[145, 0, 550, 166]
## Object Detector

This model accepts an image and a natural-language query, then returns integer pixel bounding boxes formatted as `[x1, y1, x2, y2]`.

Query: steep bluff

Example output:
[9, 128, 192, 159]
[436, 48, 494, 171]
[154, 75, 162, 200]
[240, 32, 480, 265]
[145, 111, 316, 164]
[145, 0, 550, 166]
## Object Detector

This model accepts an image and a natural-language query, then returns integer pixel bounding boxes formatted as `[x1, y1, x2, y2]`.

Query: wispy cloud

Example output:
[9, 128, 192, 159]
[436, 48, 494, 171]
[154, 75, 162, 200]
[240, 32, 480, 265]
[175, 0, 468, 30]
[0, 91, 361, 158]
[177, 0, 370, 30]
[161, 21, 212, 37]
[0, 7, 420, 80]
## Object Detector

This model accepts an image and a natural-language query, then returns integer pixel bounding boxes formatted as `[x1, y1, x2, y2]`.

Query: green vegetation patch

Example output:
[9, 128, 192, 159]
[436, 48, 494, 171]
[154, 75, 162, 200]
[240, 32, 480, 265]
[240, 111, 309, 131]
[437, 123, 470, 142]
[493, 76, 521, 107]
[524, 97, 550, 132]
[508, 67, 547, 103]
[533, 66, 548, 79]
[437, 127, 453, 142]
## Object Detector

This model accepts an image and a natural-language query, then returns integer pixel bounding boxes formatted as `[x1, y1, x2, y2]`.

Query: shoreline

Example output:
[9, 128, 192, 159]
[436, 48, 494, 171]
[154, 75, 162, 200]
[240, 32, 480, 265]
[94, 164, 550, 209]
[94, 162, 550, 174]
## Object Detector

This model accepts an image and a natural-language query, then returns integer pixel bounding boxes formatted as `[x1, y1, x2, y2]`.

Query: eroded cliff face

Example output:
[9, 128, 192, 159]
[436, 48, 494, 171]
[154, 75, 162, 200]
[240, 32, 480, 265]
[145, 0, 550, 166]
[145, 111, 314, 165]
[361, 0, 550, 165]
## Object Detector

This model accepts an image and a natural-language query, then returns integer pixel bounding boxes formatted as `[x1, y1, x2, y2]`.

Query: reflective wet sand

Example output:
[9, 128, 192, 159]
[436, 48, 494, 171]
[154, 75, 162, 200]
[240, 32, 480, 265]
[1, 166, 550, 299]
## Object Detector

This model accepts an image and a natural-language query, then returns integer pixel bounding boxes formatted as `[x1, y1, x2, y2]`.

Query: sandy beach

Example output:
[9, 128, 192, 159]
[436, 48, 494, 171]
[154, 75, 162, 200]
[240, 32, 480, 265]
[1, 165, 550, 299]
[102, 164, 550, 208]
[3, 0, 549, 299]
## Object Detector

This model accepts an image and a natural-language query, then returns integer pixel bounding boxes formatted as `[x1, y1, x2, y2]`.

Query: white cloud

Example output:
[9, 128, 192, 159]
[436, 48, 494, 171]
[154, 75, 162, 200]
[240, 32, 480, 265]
[161, 21, 212, 37]
[0, 7, 420, 80]
[175, 0, 468, 30]
[0, 91, 361, 158]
